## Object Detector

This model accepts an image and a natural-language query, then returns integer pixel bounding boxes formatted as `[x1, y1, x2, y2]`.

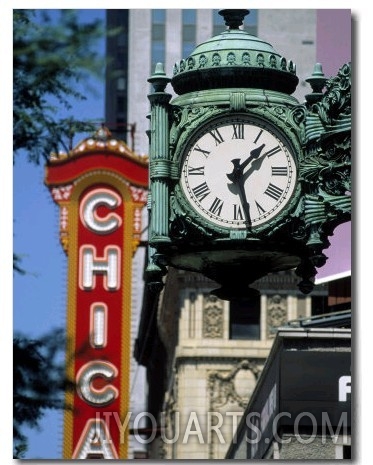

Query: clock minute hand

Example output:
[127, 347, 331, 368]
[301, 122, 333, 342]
[237, 176, 252, 227]
[226, 144, 265, 227]
[226, 161, 252, 226]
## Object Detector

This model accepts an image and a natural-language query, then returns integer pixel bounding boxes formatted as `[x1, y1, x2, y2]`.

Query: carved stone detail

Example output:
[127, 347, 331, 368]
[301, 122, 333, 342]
[208, 360, 261, 409]
[160, 371, 179, 459]
[158, 440, 167, 460]
[207, 360, 262, 460]
[202, 294, 224, 338]
[266, 294, 287, 338]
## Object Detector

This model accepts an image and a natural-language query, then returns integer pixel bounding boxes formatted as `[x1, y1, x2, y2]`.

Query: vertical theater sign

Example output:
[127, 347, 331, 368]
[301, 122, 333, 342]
[45, 126, 148, 459]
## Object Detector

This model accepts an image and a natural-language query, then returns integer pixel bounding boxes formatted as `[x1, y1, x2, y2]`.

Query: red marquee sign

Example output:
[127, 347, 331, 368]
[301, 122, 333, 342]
[45, 129, 148, 459]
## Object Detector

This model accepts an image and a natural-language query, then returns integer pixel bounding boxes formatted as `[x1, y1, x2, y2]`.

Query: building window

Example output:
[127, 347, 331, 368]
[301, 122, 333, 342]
[343, 445, 351, 459]
[115, 117, 126, 133]
[230, 297, 260, 340]
[117, 77, 126, 91]
[311, 295, 329, 316]
[182, 9, 196, 58]
[116, 47, 127, 69]
[117, 95, 125, 108]
[151, 9, 166, 71]
[117, 30, 127, 48]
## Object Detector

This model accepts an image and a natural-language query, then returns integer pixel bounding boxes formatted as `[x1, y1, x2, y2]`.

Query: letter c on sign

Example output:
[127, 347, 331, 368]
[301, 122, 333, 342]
[80, 188, 122, 234]
[76, 361, 119, 406]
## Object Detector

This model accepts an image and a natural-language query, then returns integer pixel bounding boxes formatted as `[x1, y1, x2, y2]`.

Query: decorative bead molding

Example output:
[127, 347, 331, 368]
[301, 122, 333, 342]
[173, 51, 296, 77]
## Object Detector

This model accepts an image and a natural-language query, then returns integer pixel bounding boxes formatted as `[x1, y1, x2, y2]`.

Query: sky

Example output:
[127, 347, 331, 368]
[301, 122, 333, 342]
[5, 3, 372, 464]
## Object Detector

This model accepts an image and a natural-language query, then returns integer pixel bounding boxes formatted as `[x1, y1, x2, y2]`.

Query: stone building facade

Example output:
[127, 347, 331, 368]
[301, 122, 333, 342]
[136, 269, 328, 459]
[226, 327, 351, 460]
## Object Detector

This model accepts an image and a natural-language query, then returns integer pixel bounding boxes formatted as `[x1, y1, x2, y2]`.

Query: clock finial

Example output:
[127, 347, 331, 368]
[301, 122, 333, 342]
[218, 9, 250, 29]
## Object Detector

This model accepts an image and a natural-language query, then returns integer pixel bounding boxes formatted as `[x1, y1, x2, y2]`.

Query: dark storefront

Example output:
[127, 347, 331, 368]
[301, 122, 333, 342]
[226, 328, 351, 460]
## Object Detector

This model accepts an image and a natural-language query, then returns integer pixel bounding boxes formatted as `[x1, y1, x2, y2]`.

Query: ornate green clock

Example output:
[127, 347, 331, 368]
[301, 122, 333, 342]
[179, 115, 297, 230]
[146, 9, 351, 298]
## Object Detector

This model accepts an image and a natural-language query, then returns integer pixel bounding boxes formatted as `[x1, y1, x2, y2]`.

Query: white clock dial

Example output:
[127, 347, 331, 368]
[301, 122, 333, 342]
[180, 117, 297, 229]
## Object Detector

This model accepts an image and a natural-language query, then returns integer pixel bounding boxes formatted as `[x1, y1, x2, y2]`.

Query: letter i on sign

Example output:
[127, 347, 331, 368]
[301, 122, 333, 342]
[90, 303, 108, 348]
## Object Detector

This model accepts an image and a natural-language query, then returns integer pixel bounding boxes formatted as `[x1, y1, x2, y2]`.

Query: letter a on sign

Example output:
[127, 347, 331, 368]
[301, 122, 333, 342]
[72, 419, 119, 459]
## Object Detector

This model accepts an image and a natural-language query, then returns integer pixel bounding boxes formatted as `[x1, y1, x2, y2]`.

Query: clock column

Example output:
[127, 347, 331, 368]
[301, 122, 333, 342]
[148, 63, 172, 247]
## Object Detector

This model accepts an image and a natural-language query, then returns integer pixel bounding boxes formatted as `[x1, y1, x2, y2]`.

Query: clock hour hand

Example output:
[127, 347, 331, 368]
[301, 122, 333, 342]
[239, 143, 266, 171]
[226, 143, 265, 183]
[242, 150, 268, 183]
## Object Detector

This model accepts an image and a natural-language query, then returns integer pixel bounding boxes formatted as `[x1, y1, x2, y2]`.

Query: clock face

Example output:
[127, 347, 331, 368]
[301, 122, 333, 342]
[180, 116, 297, 229]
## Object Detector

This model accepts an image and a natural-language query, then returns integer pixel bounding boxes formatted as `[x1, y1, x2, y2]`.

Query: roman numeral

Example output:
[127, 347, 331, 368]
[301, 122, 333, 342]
[209, 197, 224, 216]
[192, 182, 210, 202]
[188, 166, 205, 176]
[194, 144, 210, 158]
[264, 145, 282, 158]
[264, 183, 283, 201]
[253, 129, 263, 144]
[233, 204, 244, 220]
[232, 124, 244, 139]
[271, 166, 288, 176]
[210, 129, 224, 145]
[255, 201, 266, 215]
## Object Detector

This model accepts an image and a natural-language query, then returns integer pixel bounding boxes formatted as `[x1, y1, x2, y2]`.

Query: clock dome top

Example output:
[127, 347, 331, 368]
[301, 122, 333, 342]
[171, 9, 299, 96]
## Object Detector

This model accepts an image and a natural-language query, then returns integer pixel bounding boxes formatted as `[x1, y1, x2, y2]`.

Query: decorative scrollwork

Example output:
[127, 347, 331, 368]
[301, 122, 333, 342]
[304, 62, 351, 150]
[169, 192, 213, 240]
[250, 104, 306, 146]
[294, 62, 352, 289]
[170, 106, 221, 159]
[208, 360, 261, 409]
